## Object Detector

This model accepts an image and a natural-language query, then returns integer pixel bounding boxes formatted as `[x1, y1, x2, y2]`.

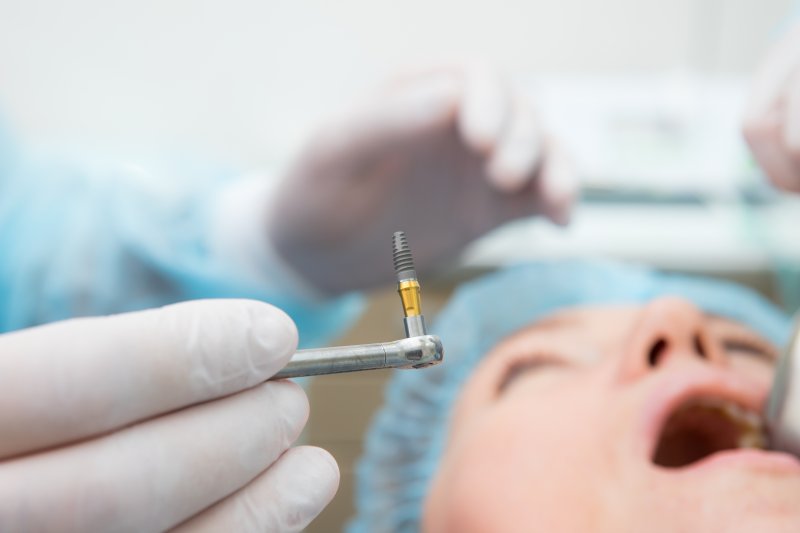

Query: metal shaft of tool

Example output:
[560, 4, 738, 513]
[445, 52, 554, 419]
[270, 335, 443, 380]
[766, 317, 800, 455]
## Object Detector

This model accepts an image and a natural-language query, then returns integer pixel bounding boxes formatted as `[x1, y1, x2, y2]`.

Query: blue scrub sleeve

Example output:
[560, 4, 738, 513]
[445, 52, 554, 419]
[0, 124, 363, 347]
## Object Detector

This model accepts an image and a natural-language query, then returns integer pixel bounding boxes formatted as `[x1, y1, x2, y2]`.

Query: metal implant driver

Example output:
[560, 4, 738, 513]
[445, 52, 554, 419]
[270, 231, 444, 380]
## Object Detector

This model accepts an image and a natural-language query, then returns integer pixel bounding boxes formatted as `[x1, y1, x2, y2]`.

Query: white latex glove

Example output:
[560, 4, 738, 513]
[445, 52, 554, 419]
[267, 61, 577, 294]
[743, 20, 800, 193]
[0, 300, 338, 533]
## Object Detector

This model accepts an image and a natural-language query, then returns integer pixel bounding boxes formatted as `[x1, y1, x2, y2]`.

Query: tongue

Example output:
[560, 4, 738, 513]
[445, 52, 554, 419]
[652, 405, 742, 468]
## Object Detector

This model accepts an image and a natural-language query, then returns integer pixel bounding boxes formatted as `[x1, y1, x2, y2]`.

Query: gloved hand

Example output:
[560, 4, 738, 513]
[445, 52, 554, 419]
[266, 61, 577, 294]
[0, 299, 338, 533]
[743, 20, 800, 193]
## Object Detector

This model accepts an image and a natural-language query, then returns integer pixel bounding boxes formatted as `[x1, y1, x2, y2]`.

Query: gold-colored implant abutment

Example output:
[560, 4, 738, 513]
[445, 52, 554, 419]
[392, 231, 427, 337]
[398, 279, 422, 317]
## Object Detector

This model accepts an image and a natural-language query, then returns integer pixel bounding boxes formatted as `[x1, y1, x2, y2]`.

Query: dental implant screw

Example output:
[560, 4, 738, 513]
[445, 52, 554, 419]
[392, 231, 427, 337]
[392, 231, 417, 281]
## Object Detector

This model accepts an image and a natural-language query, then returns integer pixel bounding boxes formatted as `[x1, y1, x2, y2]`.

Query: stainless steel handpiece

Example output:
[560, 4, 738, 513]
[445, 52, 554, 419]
[271, 335, 444, 379]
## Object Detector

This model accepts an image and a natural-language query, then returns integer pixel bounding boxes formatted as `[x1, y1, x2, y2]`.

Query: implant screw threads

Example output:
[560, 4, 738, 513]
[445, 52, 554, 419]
[392, 231, 417, 281]
[393, 231, 427, 337]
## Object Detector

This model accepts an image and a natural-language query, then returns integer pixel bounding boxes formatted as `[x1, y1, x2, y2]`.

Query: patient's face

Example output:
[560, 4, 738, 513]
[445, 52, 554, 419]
[423, 297, 799, 533]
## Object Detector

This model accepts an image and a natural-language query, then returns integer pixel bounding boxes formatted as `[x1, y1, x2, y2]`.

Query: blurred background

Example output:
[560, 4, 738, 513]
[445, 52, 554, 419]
[0, 0, 795, 161]
[2, 0, 799, 530]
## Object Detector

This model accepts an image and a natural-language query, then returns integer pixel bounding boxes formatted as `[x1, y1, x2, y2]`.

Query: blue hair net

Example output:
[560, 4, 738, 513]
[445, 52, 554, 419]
[0, 119, 361, 346]
[349, 260, 793, 532]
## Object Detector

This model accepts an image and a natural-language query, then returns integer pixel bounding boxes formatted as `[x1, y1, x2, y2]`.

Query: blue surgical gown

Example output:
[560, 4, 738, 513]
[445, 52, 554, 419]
[0, 120, 362, 347]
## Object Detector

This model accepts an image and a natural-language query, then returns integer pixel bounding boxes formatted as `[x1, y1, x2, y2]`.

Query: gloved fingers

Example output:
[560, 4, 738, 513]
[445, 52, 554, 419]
[744, 56, 792, 127]
[377, 62, 462, 92]
[373, 59, 514, 150]
[457, 60, 511, 155]
[318, 72, 461, 155]
[742, 22, 800, 193]
[372, 73, 461, 139]
[485, 91, 543, 192]
[748, 126, 800, 192]
[743, 21, 800, 125]
[171, 446, 339, 533]
[534, 138, 579, 226]
[743, 98, 795, 189]
[0, 299, 297, 459]
[744, 88, 800, 194]
[315, 60, 513, 158]
[0, 380, 308, 533]
[779, 72, 800, 192]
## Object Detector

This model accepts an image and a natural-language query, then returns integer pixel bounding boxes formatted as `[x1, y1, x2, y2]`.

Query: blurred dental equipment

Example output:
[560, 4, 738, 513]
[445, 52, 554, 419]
[270, 231, 443, 380]
[463, 75, 798, 262]
[765, 318, 800, 455]
[536, 74, 761, 201]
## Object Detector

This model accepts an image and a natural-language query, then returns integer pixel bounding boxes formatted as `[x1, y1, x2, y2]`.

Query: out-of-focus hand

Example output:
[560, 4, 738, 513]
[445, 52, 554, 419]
[743, 20, 800, 193]
[0, 300, 338, 533]
[267, 61, 577, 294]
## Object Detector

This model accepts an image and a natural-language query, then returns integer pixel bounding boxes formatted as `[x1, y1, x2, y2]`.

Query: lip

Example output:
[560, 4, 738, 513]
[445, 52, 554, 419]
[683, 448, 800, 476]
[637, 363, 800, 474]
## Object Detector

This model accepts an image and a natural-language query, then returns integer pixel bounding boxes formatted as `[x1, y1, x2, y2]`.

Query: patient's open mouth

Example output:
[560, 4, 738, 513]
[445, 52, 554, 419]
[652, 396, 766, 468]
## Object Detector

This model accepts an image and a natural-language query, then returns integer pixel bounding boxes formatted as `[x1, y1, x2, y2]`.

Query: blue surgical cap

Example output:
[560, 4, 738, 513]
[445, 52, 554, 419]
[348, 259, 793, 533]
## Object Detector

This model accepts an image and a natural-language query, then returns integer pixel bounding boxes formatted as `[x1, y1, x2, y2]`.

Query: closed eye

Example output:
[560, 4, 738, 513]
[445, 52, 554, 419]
[722, 339, 776, 364]
[497, 355, 566, 395]
[708, 315, 778, 364]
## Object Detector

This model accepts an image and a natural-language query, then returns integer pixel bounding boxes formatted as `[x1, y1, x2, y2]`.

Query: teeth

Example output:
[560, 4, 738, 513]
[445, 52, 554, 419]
[682, 397, 766, 449]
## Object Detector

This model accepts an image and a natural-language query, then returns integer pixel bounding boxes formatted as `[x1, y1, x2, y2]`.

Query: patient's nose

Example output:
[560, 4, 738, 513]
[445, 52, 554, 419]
[616, 297, 725, 380]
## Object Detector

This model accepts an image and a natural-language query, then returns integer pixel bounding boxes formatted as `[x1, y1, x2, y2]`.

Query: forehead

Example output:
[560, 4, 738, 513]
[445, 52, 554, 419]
[508, 305, 636, 341]
[513, 305, 758, 336]
[496, 306, 633, 362]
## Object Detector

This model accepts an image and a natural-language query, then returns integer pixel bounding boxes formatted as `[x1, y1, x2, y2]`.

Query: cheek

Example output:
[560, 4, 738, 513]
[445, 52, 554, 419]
[426, 386, 621, 532]
[728, 357, 773, 389]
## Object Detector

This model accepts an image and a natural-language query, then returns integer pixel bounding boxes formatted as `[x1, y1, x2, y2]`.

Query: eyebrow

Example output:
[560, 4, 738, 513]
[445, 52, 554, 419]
[513, 313, 578, 338]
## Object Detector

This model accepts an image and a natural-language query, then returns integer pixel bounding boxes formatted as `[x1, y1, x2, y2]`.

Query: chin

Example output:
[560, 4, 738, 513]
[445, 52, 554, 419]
[644, 471, 800, 533]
